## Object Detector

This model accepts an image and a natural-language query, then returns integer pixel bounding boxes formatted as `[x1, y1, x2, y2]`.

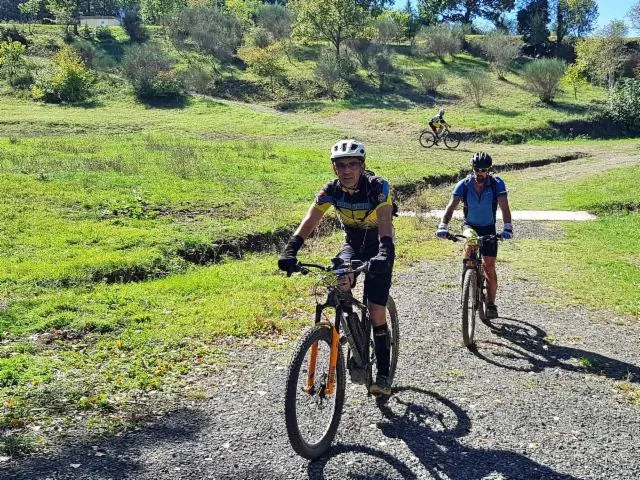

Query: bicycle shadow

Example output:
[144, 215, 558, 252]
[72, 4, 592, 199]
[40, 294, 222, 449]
[472, 317, 640, 383]
[310, 386, 579, 480]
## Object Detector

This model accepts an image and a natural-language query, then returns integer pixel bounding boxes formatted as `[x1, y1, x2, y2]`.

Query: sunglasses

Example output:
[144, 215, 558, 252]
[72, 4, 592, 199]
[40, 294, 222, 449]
[474, 168, 489, 173]
[334, 160, 362, 171]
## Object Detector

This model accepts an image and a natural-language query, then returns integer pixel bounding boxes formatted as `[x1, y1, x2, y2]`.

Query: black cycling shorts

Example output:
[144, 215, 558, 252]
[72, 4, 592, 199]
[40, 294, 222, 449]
[337, 242, 393, 307]
[465, 224, 498, 257]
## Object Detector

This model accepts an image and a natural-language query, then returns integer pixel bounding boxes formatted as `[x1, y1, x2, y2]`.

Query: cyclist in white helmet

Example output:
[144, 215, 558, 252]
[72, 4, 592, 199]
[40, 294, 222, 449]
[278, 139, 396, 396]
[429, 107, 450, 144]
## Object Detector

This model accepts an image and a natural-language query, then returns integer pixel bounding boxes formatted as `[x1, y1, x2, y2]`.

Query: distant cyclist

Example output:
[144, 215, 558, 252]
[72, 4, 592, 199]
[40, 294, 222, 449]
[278, 139, 396, 396]
[435, 151, 513, 319]
[429, 107, 450, 143]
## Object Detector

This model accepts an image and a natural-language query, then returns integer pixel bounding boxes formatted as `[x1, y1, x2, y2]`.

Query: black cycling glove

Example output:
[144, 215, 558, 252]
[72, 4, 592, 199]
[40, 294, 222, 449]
[369, 236, 395, 275]
[278, 234, 304, 275]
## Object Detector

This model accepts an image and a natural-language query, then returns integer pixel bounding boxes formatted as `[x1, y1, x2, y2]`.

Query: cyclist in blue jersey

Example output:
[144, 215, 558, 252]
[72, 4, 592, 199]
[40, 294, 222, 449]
[435, 152, 513, 319]
[278, 139, 396, 396]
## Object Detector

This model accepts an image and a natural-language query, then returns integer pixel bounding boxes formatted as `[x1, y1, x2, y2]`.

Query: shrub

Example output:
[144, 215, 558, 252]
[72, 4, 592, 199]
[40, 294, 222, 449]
[372, 48, 394, 91]
[345, 38, 379, 69]
[0, 40, 33, 88]
[123, 44, 183, 99]
[562, 62, 587, 99]
[168, 7, 243, 63]
[522, 58, 566, 103]
[238, 42, 285, 91]
[607, 78, 640, 128]
[122, 8, 149, 43]
[245, 26, 274, 48]
[254, 3, 293, 42]
[413, 68, 446, 94]
[32, 45, 93, 102]
[0, 26, 29, 46]
[314, 48, 353, 100]
[94, 26, 114, 41]
[414, 25, 463, 63]
[461, 68, 492, 107]
[481, 33, 522, 80]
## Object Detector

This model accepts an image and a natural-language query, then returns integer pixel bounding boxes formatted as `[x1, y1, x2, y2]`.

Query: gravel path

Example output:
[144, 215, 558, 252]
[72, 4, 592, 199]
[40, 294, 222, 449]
[4, 223, 640, 480]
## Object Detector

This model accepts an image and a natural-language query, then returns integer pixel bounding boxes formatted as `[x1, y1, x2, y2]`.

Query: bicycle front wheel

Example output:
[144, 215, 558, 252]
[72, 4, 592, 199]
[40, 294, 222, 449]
[284, 325, 345, 460]
[461, 269, 477, 348]
[419, 130, 436, 148]
[444, 132, 460, 149]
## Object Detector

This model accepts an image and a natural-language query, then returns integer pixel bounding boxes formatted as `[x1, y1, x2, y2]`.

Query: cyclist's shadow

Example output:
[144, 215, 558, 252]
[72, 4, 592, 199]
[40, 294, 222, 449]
[473, 317, 640, 383]
[310, 386, 579, 480]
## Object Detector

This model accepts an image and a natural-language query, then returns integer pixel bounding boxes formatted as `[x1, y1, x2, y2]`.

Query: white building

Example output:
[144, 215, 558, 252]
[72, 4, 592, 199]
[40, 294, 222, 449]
[79, 16, 121, 27]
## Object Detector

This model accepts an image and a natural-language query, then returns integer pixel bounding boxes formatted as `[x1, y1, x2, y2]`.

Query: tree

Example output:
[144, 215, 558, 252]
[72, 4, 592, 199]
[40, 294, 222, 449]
[414, 24, 463, 63]
[417, 0, 454, 26]
[629, 1, 640, 32]
[562, 62, 586, 98]
[574, 20, 628, 90]
[517, 0, 550, 54]
[552, 0, 598, 45]
[47, 0, 80, 33]
[290, 0, 372, 58]
[522, 58, 566, 102]
[447, 0, 516, 25]
[18, 0, 44, 27]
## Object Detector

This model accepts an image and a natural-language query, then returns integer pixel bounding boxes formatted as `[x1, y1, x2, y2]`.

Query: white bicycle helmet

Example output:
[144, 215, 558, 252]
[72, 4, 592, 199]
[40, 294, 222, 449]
[438, 107, 445, 116]
[330, 139, 366, 161]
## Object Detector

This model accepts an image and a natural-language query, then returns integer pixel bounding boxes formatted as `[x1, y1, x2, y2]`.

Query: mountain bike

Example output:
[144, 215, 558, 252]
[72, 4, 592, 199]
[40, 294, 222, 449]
[283, 258, 400, 460]
[419, 125, 460, 149]
[447, 232, 499, 347]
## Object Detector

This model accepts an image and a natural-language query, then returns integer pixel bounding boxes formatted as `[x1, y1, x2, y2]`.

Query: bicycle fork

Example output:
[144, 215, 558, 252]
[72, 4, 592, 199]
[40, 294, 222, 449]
[305, 326, 340, 396]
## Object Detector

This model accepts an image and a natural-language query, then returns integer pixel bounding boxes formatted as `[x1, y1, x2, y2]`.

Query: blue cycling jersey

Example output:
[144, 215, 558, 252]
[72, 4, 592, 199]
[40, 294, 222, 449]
[452, 174, 507, 227]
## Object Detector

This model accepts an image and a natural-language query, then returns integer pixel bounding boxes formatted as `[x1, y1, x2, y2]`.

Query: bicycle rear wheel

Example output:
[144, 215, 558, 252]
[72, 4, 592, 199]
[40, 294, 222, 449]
[284, 325, 345, 460]
[419, 130, 436, 148]
[385, 296, 400, 384]
[444, 132, 460, 149]
[461, 269, 477, 348]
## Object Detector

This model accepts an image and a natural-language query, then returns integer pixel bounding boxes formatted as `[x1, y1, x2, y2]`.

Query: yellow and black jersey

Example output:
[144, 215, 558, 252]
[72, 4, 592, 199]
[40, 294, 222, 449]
[314, 171, 392, 248]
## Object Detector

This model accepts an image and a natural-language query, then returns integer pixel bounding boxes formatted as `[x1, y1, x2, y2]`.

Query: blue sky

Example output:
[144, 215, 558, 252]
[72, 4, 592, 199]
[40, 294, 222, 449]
[393, 0, 638, 34]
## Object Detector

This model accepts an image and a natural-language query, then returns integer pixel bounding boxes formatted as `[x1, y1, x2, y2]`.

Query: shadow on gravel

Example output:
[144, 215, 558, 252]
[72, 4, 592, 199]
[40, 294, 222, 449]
[310, 387, 579, 479]
[3, 408, 207, 479]
[473, 317, 640, 383]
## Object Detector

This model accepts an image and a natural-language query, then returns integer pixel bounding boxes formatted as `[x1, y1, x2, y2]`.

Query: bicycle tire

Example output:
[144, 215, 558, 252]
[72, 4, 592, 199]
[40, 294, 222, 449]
[444, 132, 460, 149]
[386, 296, 400, 385]
[284, 325, 345, 460]
[461, 269, 477, 348]
[419, 130, 436, 148]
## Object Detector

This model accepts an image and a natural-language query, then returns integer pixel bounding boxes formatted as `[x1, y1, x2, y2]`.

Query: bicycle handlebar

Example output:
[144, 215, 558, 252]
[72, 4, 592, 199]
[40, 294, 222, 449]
[446, 233, 501, 243]
[294, 260, 370, 276]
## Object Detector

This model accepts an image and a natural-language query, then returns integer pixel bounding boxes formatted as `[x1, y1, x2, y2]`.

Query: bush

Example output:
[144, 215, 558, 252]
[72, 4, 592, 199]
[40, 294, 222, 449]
[481, 33, 522, 80]
[123, 44, 183, 99]
[345, 38, 379, 69]
[94, 26, 114, 41]
[314, 48, 353, 100]
[245, 26, 273, 48]
[0, 26, 29, 46]
[238, 42, 285, 91]
[169, 7, 243, 63]
[122, 8, 149, 43]
[607, 78, 640, 128]
[372, 48, 394, 91]
[461, 68, 492, 107]
[413, 68, 446, 94]
[522, 58, 566, 103]
[0, 40, 33, 88]
[414, 25, 463, 63]
[254, 4, 293, 42]
[32, 45, 93, 103]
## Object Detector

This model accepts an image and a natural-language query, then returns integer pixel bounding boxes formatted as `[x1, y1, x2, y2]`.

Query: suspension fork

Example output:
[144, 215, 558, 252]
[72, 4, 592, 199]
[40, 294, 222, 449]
[304, 325, 340, 395]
